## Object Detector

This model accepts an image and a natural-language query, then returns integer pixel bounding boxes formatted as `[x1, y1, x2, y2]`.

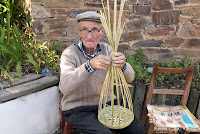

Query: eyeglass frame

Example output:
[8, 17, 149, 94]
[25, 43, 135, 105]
[79, 27, 103, 36]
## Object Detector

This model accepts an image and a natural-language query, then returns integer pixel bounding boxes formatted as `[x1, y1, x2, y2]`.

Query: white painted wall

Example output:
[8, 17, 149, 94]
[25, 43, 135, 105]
[0, 86, 60, 134]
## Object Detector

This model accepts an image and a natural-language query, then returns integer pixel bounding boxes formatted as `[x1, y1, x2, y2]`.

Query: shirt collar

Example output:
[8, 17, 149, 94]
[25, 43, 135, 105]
[75, 39, 101, 60]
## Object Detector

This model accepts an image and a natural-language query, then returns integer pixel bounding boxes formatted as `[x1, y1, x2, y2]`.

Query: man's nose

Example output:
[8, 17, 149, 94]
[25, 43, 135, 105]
[86, 31, 93, 38]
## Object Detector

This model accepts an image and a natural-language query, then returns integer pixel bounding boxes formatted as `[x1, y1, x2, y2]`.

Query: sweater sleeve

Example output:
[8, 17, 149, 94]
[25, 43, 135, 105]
[59, 48, 91, 96]
[123, 62, 135, 83]
[101, 43, 135, 84]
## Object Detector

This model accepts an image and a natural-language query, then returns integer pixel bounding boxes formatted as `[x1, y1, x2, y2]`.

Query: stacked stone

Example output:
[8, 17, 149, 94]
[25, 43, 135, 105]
[30, 0, 200, 62]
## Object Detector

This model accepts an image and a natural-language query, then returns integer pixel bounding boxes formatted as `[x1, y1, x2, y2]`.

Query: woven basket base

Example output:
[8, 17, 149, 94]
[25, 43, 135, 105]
[98, 105, 134, 129]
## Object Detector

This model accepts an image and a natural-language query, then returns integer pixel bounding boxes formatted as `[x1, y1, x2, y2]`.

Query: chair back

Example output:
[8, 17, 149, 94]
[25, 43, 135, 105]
[141, 62, 194, 123]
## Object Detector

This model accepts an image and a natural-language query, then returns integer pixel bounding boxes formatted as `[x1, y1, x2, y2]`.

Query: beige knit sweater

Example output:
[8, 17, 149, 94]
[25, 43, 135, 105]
[59, 42, 135, 111]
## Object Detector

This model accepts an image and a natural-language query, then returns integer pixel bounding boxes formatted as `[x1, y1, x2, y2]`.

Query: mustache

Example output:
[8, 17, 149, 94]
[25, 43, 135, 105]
[86, 40, 95, 42]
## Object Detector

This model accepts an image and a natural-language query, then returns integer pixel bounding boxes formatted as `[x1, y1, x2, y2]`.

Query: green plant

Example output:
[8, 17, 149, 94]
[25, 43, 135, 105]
[0, 1, 61, 81]
[125, 48, 199, 90]
[156, 56, 199, 90]
[125, 48, 152, 84]
[157, 60, 184, 87]
[24, 40, 61, 77]
[191, 62, 199, 90]
[0, 66, 14, 81]
[0, 0, 25, 29]
[0, 21, 41, 79]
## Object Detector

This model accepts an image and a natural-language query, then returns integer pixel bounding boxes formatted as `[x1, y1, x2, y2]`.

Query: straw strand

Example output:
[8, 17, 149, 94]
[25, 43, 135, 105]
[98, 0, 134, 129]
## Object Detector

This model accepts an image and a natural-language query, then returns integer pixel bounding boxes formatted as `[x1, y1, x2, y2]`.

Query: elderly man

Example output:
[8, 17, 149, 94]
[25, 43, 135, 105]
[59, 11, 145, 134]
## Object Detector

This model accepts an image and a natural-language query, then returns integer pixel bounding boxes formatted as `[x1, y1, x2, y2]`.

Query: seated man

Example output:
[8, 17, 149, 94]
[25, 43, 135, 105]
[59, 11, 145, 134]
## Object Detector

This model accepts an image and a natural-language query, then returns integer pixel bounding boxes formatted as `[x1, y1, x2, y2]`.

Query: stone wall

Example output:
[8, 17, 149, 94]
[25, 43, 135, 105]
[30, 0, 200, 63]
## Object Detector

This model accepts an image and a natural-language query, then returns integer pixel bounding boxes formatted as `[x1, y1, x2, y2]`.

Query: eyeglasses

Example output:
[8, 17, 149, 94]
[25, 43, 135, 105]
[80, 27, 102, 36]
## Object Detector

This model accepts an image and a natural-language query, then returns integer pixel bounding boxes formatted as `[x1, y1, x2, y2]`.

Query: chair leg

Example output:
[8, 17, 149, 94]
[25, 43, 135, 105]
[61, 114, 65, 133]
[147, 123, 154, 134]
[63, 122, 72, 134]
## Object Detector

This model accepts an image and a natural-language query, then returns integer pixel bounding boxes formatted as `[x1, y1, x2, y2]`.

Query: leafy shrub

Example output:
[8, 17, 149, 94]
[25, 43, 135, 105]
[24, 40, 61, 77]
[0, 16, 41, 79]
[0, 1, 61, 80]
[157, 56, 199, 90]
[125, 48, 200, 90]
[0, 0, 26, 29]
[124, 48, 152, 84]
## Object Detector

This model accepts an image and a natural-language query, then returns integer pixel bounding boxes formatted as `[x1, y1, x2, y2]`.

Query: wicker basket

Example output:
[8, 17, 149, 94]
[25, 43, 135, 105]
[98, 0, 134, 129]
[98, 66, 134, 129]
[98, 105, 134, 129]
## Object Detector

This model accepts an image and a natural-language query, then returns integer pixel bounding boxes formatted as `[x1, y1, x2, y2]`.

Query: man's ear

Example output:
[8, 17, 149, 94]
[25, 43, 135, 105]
[100, 28, 105, 36]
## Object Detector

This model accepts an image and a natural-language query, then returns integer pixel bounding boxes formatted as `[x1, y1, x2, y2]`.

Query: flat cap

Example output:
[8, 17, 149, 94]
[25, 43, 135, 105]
[76, 11, 102, 23]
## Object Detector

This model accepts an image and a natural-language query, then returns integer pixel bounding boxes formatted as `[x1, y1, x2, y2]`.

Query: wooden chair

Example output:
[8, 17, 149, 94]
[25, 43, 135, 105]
[60, 94, 120, 134]
[141, 63, 200, 134]
[61, 110, 73, 134]
[61, 93, 73, 134]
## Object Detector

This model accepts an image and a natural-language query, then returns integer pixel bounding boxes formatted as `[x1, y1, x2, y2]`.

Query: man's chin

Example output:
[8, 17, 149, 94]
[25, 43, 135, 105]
[85, 42, 96, 46]
[86, 41, 95, 44]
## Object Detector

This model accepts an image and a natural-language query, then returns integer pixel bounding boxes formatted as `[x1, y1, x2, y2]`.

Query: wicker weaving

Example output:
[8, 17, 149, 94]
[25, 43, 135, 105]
[98, 0, 134, 129]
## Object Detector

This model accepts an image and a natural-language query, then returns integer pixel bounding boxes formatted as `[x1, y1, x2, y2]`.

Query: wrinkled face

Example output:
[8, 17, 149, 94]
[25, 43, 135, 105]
[78, 20, 104, 52]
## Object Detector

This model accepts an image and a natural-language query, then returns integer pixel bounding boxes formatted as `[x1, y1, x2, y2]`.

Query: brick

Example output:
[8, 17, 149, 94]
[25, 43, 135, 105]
[32, 20, 48, 34]
[174, 48, 200, 59]
[50, 8, 66, 15]
[192, 19, 200, 26]
[135, 5, 151, 16]
[133, 40, 163, 47]
[92, 0, 102, 2]
[180, 5, 200, 19]
[179, 22, 200, 38]
[66, 20, 79, 37]
[125, 11, 137, 20]
[58, 37, 78, 43]
[58, 37, 79, 48]
[189, 0, 200, 4]
[151, 0, 173, 10]
[32, 0, 43, 2]
[105, 2, 129, 10]
[126, 18, 151, 31]
[175, 0, 188, 5]
[42, 0, 84, 8]
[165, 37, 185, 47]
[100, 36, 109, 44]
[181, 39, 200, 49]
[84, 2, 102, 7]
[31, 4, 52, 19]
[152, 10, 180, 25]
[144, 48, 174, 62]
[121, 30, 142, 41]
[46, 18, 67, 24]
[49, 22, 68, 30]
[118, 44, 130, 52]
[48, 29, 67, 36]
[128, 0, 149, 4]
[179, 16, 191, 24]
[144, 26, 175, 36]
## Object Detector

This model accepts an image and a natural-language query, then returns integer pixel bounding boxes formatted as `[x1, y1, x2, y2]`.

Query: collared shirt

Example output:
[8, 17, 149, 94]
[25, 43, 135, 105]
[75, 39, 126, 74]
[75, 39, 101, 73]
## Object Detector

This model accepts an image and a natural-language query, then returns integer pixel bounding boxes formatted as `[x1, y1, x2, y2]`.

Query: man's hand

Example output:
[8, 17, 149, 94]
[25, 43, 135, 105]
[90, 55, 112, 70]
[112, 52, 126, 69]
[90, 52, 126, 70]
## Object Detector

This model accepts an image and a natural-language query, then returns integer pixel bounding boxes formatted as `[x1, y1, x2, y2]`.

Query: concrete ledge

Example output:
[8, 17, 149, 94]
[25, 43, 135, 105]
[0, 74, 59, 103]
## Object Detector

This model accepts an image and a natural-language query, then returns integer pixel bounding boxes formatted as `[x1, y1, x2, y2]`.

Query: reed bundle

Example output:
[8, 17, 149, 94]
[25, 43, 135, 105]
[98, 0, 134, 129]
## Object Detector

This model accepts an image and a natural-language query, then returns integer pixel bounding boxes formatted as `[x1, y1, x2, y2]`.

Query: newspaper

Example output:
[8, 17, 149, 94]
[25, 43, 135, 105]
[147, 105, 200, 128]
